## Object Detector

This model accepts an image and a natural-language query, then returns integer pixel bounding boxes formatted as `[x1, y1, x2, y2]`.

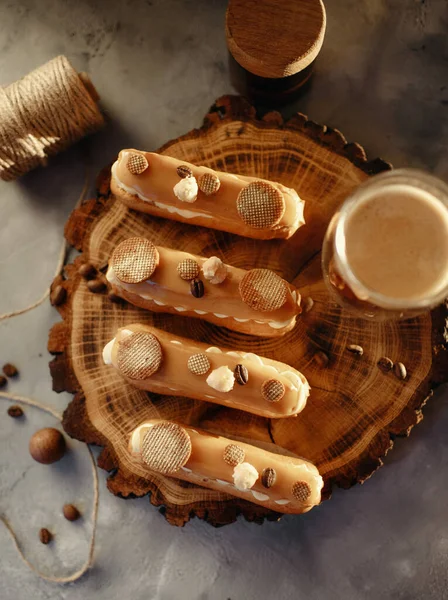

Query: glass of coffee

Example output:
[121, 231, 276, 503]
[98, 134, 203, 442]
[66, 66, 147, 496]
[322, 169, 448, 320]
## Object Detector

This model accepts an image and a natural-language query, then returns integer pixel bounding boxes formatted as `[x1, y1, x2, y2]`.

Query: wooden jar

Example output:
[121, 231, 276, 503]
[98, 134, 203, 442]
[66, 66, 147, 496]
[226, 0, 326, 105]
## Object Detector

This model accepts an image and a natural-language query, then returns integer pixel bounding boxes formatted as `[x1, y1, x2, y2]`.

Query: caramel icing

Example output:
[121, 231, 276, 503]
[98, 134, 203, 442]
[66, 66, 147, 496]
[106, 244, 301, 330]
[104, 324, 310, 418]
[130, 419, 323, 513]
[111, 150, 305, 237]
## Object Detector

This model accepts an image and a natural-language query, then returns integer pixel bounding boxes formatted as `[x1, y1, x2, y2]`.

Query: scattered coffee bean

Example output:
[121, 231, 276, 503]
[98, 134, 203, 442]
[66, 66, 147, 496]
[377, 357, 393, 373]
[394, 362, 407, 381]
[177, 165, 193, 179]
[347, 344, 363, 356]
[78, 263, 97, 280]
[3, 363, 18, 377]
[87, 278, 107, 294]
[29, 428, 66, 464]
[314, 351, 329, 367]
[7, 405, 23, 418]
[261, 467, 276, 489]
[63, 504, 81, 522]
[190, 278, 204, 298]
[0, 375, 7, 388]
[50, 285, 66, 306]
[234, 364, 249, 385]
[108, 292, 124, 304]
[302, 297, 314, 313]
[39, 528, 53, 545]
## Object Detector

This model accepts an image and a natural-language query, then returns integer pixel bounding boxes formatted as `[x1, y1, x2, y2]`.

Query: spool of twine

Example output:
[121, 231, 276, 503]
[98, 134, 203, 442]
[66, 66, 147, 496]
[0, 55, 104, 181]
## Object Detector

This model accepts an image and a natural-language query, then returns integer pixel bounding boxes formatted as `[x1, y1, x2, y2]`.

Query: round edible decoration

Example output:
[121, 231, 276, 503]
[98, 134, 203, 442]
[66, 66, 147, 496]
[261, 379, 285, 403]
[239, 269, 288, 312]
[198, 172, 221, 196]
[126, 152, 149, 175]
[292, 480, 312, 502]
[141, 422, 192, 474]
[117, 331, 163, 380]
[187, 353, 211, 376]
[236, 181, 285, 229]
[111, 237, 159, 284]
[223, 444, 245, 466]
[177, 258, 200, 281]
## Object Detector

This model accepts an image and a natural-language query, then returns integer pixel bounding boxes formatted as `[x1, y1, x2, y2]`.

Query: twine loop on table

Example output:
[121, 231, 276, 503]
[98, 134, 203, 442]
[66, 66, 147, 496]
[0, 55, 104, 181]
[0, 177, 99, 583]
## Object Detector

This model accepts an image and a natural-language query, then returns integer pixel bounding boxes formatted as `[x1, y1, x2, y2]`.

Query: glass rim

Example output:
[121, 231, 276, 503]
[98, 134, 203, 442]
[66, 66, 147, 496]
[333, 168, 448, 310]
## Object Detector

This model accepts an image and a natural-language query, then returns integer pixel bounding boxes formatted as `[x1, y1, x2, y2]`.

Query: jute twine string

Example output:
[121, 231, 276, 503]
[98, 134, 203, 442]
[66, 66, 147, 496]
[0, 55, 104, 181]
[0, 178, 100, 583]
[0, 393, 99, 584]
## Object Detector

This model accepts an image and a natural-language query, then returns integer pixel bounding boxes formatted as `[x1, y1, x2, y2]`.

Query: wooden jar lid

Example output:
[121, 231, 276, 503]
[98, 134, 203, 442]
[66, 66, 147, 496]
[226, 0, 326, 79]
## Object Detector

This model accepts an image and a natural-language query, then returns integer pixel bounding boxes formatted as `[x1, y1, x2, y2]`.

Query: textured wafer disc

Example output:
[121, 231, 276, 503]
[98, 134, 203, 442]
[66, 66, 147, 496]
[111, 237, 159, 284]
[239, 269, 288, 312]
[141, 422, 192, 474]
[236, 181, 285, 229]
[223, 444, 245, 466]
[198, 172, 220, 195]
[292, 481, 312, 502]
[187, 353, 211, 376]
[177, 258, 200, 281]
[261, 379, 285, 403]
[126, 153, 149, 175]
[117, 331, 162, 380]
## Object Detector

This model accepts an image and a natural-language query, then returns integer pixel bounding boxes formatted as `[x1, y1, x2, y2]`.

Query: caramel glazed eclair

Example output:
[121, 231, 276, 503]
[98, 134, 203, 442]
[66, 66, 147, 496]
[102, 324, 310, 419]
[110, 150, 305, 240]
[106, 237, 302, 337]
[129, 420, 323, 514]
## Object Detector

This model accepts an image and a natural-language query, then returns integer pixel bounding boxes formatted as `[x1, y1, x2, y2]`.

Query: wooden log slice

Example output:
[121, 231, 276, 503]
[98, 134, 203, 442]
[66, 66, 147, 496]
[48, 96, 448, 527]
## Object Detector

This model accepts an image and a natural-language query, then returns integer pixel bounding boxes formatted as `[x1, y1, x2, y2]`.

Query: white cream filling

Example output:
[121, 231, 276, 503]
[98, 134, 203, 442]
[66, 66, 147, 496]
[102, 329, 134, 365]
[206, 366, 235, 393]
[173, 176, 198, 203]
[111, 160, 212, 220]
[107, 266, 297, 330]
[252, 490, 270, 502]
[233, 462, 259, 490]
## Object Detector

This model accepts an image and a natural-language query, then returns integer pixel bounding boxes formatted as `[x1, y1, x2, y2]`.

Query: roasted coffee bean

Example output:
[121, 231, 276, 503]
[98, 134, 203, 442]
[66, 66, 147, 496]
[39, 528, 53, 545]
[87, 278, 107, 294]
[190, 278, 204, 298]
[3, 363, 18, 377]
[177, 165, 193, 178]
[394, 362, 407, 380]
[261, 467, 276, 489]
[50, 285, 67, 306]
[78, 263, 97, 280]
[377, 357, 393, 373]
[302, 297, 314, 313]
[63, 504, 81, 522]
[347, 344, 363, 356]
[7, 405, 23, 418]
[234, 364, 249, 385]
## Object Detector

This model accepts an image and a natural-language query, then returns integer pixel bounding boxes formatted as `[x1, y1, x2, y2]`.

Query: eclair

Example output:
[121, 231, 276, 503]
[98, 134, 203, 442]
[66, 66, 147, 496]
[106, 237, 302, 337]
[129, 419, 323, 514]
[110, 150, 305, 240]
[102, 324, 310, 419]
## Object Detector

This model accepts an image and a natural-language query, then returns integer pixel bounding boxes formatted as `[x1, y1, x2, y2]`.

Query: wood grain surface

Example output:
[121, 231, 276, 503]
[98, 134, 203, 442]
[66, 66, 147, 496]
[48, 95, 448, 527]
[226, 0, 326, 78]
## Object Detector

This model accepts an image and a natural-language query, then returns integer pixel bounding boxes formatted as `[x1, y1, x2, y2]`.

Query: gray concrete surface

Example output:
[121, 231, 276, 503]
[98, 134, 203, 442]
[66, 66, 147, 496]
[1, 0, 448, 598]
